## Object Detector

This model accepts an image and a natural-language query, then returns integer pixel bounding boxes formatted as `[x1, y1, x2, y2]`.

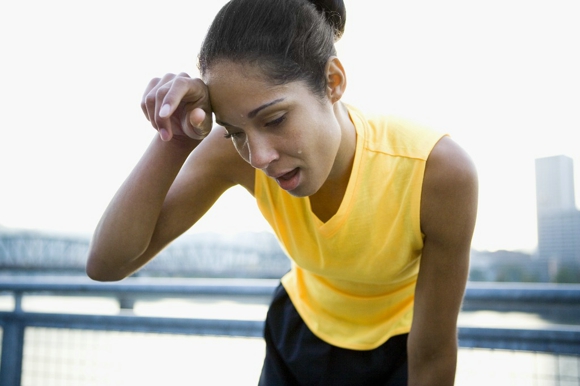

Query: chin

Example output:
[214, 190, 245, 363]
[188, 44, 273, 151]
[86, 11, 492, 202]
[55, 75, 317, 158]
[286, 183, 321, 198]
[285, 188, 310, 198]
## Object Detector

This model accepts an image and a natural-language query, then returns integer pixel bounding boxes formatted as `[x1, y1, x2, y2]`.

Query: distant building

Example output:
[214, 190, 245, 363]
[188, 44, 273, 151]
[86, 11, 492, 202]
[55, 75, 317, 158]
[469, 249, 540, 282]
[535, 155, 580, 265]
[535, 155, 576, 214]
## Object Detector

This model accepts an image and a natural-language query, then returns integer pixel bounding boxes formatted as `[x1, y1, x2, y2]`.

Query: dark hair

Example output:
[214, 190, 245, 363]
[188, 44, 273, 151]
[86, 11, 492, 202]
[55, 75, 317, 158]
[198, 0, 346, 97]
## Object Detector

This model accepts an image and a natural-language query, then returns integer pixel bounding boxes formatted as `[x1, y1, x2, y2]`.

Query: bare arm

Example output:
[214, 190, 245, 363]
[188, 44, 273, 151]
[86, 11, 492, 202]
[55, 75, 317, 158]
[407, 137, 478, 385]
[86, 73, 252, 281]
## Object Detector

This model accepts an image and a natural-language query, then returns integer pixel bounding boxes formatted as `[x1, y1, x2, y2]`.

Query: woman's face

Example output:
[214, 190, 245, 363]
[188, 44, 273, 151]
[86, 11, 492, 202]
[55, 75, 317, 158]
[204, 61, 344, 197]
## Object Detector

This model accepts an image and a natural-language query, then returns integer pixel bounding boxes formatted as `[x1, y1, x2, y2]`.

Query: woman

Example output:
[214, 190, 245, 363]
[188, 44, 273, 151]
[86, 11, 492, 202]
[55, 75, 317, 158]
[87, 0, 478, 384]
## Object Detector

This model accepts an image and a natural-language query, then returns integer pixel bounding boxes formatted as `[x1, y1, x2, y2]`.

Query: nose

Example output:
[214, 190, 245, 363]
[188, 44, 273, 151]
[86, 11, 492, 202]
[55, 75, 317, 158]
[246, 134, 279, 170]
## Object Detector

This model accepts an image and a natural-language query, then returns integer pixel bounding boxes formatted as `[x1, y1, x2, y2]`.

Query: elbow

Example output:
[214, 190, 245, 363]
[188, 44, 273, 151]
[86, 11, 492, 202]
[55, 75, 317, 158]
[85, 226, 154, 281]
[86, 259, 126, 282]
[85, 248, 133, 282]
[86, 264, 119, 282]
[85, 232, 154, 281]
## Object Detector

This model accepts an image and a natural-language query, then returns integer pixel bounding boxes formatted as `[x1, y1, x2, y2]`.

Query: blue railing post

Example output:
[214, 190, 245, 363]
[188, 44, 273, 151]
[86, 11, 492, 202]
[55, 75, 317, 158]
[0, 292, 24, 386]
[0, 276, 578, 386]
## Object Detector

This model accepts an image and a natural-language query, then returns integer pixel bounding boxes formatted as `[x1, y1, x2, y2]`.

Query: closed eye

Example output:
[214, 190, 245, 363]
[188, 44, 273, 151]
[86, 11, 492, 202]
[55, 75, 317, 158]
[224, 132, 243, 139]
[265, 114, 286, 127]
[223, 128, 244, 139]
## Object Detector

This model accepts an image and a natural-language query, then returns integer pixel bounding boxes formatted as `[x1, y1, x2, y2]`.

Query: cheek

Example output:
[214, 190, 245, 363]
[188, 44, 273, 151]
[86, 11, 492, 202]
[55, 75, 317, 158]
[233, 141, 251, 164]
[310, 121, 339, 155]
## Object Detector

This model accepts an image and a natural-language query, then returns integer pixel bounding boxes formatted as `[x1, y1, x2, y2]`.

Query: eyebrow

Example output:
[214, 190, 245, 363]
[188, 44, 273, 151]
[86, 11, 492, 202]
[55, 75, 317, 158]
[247, 98, 285, 119]
[216, 98, 286, 127]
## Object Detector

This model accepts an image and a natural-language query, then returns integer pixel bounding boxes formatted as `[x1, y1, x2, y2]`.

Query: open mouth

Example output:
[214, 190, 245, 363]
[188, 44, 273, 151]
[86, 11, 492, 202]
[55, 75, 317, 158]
[278, 168, 298, 181]
[275, 168, 300, 191]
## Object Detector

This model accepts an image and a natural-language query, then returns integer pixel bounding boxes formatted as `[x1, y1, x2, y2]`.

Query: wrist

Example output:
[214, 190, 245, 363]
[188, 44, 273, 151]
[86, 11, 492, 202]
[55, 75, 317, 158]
[154, 133, 200, 154]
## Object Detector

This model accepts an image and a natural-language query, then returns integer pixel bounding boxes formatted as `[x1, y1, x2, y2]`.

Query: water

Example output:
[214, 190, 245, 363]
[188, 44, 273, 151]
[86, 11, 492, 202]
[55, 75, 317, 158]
[1, 295, 579, 385]
[21, 328, 265, 386]
[4, 293, 576, 328]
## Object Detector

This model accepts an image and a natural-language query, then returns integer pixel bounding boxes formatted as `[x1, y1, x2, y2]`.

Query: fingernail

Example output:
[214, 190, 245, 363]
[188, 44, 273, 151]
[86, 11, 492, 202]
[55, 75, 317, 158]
[159, 128, 170, 141]
[190, 117, 203, 129]
[159, 104, 170, 118]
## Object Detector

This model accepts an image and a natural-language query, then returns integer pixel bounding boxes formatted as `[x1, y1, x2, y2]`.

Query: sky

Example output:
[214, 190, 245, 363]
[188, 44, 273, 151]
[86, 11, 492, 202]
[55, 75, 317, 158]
[1, 0, 579, 252]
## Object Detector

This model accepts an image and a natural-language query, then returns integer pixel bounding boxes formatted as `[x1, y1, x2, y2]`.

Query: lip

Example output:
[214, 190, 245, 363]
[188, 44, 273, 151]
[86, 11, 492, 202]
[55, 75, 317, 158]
[269, 169, 295, 179]
[271, 168, 300, 191]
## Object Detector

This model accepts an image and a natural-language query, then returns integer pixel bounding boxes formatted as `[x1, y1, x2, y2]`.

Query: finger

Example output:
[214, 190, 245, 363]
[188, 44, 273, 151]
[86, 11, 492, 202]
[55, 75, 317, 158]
[140, 77, 160, 121]
[143, 75, 174, 126]
[158, 76, 205, 119]
[158, 128, 172, 142]
[155, 76, 206, 140]
[182, 108, 209, 140]
[154, 83, 175, 140]
[144, 73, 176, 131]
[189, 108, 206, 128]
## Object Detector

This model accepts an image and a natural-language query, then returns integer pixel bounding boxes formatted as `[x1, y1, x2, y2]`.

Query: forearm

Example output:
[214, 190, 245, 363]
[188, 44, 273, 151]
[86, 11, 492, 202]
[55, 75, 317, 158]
[87, 136, 196, 280]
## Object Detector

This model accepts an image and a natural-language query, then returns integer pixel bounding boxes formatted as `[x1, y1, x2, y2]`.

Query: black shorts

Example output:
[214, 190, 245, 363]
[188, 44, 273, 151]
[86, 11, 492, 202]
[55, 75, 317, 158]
[259, 284, 408, 386]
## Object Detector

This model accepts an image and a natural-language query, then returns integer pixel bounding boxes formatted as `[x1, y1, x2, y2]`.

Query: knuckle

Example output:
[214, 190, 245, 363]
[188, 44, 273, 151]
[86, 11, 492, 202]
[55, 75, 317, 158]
[154, 85, 167, 97]
[145, 91, 158, 105]
[147, 77, 161, 88]
[190, 77, 205, 88]
[174, 76, 192, 87]
[160, 73, 176, 82]
[142, 77, 161, 98]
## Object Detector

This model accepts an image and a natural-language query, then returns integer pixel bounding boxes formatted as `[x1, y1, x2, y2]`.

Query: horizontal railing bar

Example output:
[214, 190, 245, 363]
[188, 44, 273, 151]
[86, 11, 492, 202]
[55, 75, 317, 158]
[1, 310, 579, 355]
[1, 276, 580, 303]
[458, 326, 580, 355]
[0, 276, 279, 297]
[464, 282, 580, 303]
[0, 311, 264, 338]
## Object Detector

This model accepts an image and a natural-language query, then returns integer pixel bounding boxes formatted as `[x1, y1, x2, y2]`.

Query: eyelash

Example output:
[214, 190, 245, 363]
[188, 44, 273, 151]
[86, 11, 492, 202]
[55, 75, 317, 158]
[223, 132, 239, 139]
[265, 114, 286, 127]
[223, 114, 287, 139]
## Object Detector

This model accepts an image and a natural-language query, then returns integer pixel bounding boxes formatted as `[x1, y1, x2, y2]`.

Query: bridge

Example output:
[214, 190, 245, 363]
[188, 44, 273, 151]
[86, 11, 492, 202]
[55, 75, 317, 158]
[0, 230, 290, 278]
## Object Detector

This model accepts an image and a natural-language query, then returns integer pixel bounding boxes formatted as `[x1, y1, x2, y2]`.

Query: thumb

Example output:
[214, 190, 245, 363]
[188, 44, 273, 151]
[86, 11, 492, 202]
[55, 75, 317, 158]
[183, 108, 211, 140]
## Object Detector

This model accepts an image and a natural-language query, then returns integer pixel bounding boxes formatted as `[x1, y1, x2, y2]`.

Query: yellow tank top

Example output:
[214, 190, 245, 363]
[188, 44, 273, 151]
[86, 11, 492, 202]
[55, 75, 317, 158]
[254, 105, 446, 350]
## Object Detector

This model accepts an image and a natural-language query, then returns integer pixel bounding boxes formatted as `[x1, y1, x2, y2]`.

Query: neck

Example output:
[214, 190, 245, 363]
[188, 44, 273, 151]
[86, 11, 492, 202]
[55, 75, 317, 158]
[309, 102, 357, 222]
[328, 102, 357, 183]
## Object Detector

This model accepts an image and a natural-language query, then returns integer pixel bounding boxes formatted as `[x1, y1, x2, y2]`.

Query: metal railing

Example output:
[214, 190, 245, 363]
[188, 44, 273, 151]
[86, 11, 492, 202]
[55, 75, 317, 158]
[1, 276, 580, 386]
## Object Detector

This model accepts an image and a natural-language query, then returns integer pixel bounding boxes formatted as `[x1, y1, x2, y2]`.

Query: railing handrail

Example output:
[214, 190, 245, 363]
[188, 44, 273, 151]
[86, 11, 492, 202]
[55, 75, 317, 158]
[0, 276, 279, 297]
[1, 275, 580, 303]
[464, 281, 580, 303]
[1, 275, 580, 386]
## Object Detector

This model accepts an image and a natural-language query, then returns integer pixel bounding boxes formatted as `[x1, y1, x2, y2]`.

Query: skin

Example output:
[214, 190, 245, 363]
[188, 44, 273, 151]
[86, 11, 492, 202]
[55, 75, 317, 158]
[86, 57, 478, 385]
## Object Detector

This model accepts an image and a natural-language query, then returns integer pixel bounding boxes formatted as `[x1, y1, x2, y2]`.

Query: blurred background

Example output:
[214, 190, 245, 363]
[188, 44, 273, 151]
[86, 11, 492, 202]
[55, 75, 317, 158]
[1, 0, 579, 385]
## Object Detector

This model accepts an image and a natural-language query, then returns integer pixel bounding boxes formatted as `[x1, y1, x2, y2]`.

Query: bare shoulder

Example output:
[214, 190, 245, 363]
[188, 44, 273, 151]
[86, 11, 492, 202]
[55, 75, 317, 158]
[421, 136, 478, 241]
[424, 136, 477, 190]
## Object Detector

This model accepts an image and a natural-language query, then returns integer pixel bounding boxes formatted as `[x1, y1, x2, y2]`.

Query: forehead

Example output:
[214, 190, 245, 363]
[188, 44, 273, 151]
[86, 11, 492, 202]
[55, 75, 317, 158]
[204, 61, 273, 91]
[204, 61, 310, 119]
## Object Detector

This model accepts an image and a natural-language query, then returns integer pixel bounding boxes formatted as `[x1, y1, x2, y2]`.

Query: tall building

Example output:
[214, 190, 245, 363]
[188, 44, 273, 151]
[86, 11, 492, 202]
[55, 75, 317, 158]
[535, 155, 580, 264]
[535, 155, 576, 214]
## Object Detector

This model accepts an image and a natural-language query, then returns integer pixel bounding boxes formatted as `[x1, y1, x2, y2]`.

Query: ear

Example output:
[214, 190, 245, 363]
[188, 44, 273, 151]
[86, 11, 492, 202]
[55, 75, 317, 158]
[325, 57, 347, 103]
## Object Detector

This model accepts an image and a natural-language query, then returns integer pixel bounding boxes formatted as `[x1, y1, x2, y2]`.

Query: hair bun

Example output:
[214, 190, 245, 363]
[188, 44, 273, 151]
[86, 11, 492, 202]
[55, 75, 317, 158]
[309, 0, 346, 39]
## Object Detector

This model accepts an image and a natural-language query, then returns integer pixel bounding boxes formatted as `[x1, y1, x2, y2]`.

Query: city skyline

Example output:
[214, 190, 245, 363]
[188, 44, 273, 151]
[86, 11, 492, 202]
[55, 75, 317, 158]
[1, 1, 579, 252]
